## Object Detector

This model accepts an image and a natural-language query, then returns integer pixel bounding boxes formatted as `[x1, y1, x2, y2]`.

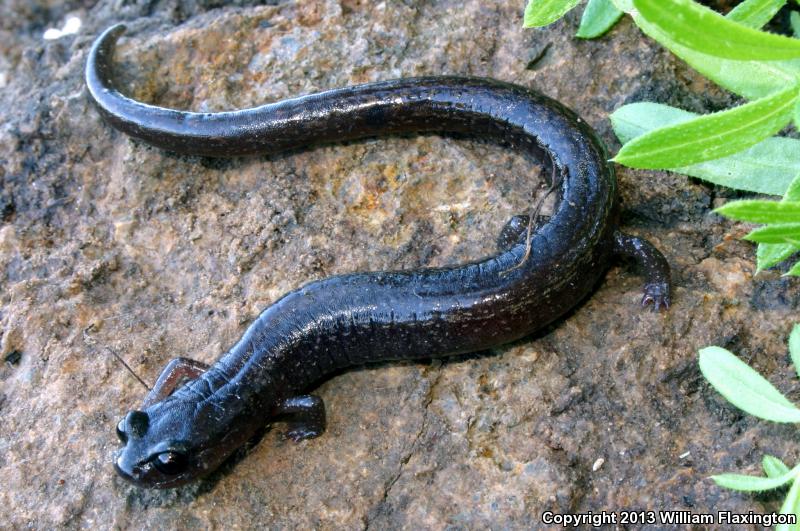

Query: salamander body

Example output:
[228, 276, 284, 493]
[86, 25, 670, 489]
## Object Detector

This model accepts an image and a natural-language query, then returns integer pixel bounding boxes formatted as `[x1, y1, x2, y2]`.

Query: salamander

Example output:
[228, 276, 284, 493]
[86, 24, 670, 489]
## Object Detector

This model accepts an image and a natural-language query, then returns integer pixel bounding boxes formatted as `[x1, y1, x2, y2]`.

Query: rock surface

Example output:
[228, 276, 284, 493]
[1, 0, 799, 528]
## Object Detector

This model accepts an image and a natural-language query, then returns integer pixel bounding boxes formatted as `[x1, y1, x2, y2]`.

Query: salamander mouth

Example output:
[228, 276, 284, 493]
[113, 450, 146, 484]
[114, 445, 161, 483]
[113, 456, 136, 483]
[114, 448, 191, 489]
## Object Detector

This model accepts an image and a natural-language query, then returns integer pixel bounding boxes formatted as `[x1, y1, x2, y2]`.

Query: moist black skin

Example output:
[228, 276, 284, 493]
[86, 24, 671, 489]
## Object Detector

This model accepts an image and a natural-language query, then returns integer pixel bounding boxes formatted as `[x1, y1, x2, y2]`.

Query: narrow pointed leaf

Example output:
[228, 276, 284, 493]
[699, 346, 800, 422]
[744, 224, 800, 244]
[715, 201, 800, 224]
[756, 174, 800, 272]
[642, 28, 800, 100]
[757, 243, 799, 272]
[577, 0, 624, 38]
[787, 260, 800, 276]
[712, 466, 799, 491]
[613, 86, 799, 170]
[633, 0, 800, 60]
[764, 455, 792, 478]
[612, 0, 800, 100]
[727, 0, 788, 29]
[611, 103, 800, 195]
[524, 0, 581, 27]
[610, 103, 692, 142]
[776, 476, 800, 531]
[790, 325, 800, 379]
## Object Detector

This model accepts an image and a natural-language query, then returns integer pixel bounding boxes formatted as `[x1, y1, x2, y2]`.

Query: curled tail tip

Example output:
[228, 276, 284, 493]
[91, 24, 127, 60]
[87, 24, 128, 94]
[104, 23, 128, 39]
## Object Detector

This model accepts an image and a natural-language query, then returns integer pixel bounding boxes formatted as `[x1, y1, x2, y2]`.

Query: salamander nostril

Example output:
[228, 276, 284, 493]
[124, 410, 149, 437]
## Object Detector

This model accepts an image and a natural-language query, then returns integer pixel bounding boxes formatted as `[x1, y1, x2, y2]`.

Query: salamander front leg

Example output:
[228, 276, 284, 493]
[497, 214, 550, 251]
[142, 357, 209, 407]
[276, 395, 327, 442]
[613, 230, 671, 311]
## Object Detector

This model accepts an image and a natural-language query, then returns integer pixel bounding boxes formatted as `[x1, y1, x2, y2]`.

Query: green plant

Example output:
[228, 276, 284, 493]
[523, 0, 800, 275]
[525, 0, 623, 38]
[699, 325, 800, 528]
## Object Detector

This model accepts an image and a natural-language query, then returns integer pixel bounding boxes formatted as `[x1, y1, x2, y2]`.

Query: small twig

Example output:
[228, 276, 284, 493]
[84, 324, 152, 391]
[107, 347, 152, 391]
[502, 163, 560, 274]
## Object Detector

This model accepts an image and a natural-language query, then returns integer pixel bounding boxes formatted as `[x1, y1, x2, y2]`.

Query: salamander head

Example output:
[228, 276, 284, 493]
[113, 398, 248, 489]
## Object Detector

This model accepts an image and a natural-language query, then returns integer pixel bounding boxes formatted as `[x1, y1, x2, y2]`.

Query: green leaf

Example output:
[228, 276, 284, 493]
[523, 0, 581, 27]
[715, 201, 800, 224]
[790, 325, 800, 379]
[613, 85, 800, 170]
[785, 173, 800, 201]
[712, 465, 799, 491]
[757, 243, 800, 272]
[611, 103, 691, 142]
[633, 0, 800, 60]
[648, 32, 800, 101]
[726, 0, 788, 29]
[764, 455, 792, 478]
[576, 0, 624, 38]
[776, 476, 800, 531]
[792, 11, 800, 39]
[756, 174, 800, 272]
[797, 96, 800, 127]
[613, 0, 800, 100]
[611, 103, 800, 195]
[744, 224, 800, 244]
[699, 346, 800, 422]
[787, 260, 800, 276]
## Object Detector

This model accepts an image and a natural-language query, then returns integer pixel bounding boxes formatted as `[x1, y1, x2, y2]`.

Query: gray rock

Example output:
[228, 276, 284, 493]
[1, 0, 797, 528]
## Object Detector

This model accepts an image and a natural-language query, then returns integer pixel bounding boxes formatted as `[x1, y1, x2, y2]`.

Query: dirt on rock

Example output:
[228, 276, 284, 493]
[1, 0, 799, 529]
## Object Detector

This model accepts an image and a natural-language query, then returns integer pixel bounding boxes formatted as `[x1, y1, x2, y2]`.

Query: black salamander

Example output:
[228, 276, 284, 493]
[86, 24, 670, 488]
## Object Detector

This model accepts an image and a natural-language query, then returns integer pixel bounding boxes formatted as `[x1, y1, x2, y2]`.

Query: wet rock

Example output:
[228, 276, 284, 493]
[1, 0, 798, 528]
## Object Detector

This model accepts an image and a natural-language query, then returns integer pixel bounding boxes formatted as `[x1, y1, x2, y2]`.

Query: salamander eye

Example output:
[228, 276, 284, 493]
[152, 451, 188, 475]
[116, 419, 127, 443]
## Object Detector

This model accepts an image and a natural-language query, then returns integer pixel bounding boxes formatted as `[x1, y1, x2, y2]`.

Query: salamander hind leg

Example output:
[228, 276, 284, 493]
[613, 230, 671, 311]
[497, 214, 550, 251]
[276, 395, 327, 442]
[142, 357, 210, 407]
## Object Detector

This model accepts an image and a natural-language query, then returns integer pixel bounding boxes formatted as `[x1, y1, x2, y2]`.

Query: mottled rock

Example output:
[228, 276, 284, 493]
[1, 0, 799, 529]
